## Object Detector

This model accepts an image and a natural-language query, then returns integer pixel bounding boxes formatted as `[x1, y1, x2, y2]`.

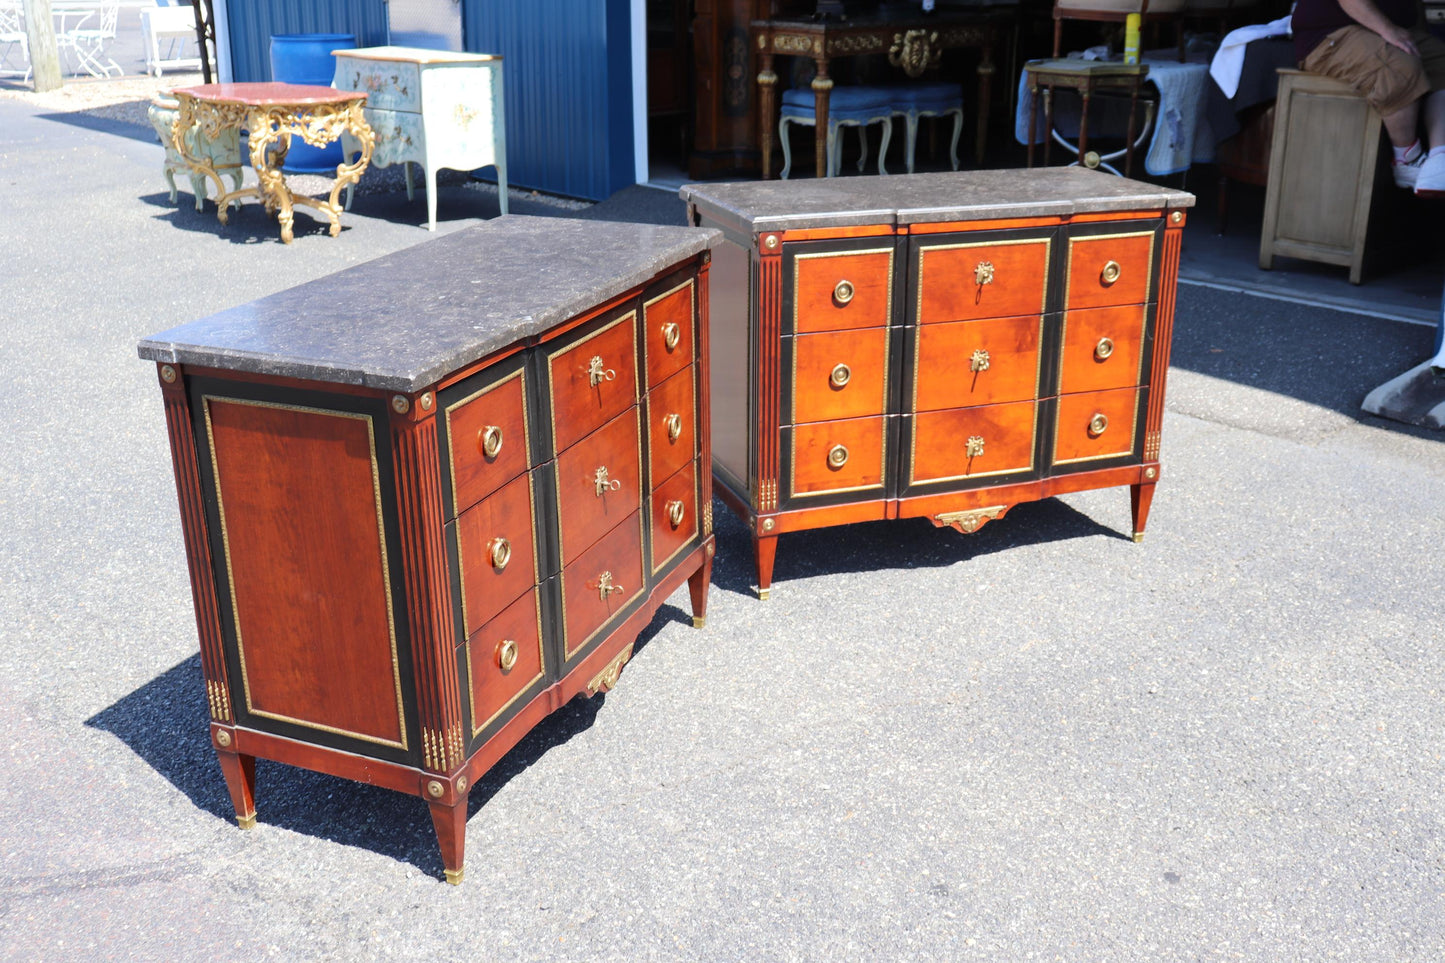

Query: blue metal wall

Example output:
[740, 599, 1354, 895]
[226, 0, 389, 83]
[463, 0, 635, 201]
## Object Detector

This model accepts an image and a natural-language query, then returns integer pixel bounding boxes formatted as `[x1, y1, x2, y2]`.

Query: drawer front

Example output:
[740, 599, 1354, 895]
[911, 314, 1042, 412]
[646, 365, 696, 486]
[789, 415, 886, 498]
[419, 64, 497, 169]
[909, 401, 1038, 484]
[1053, 387, 1141, 465]
[916, 236, 1051, 324]
[1065, 232, 1154, 311]
[336, 58, 422, 113]
[791, 327, 890, 424]
[446, 368, 530, 517]
[555, 407, 642, 566]
[455, 471, 538, 637]
[548, 311, 639, 454]
[464, 586, 544, 737]
[642, 278, 695, 389]
[793, 248, 894, 333]
[562, 513, 645, 658]
[649, 460, 698, 575]
[1059, 304, 1147, 395]
[361, 107, 425, 168]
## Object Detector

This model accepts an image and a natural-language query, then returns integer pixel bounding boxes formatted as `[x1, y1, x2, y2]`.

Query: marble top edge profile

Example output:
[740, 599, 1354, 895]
[137, 217, 721, 393]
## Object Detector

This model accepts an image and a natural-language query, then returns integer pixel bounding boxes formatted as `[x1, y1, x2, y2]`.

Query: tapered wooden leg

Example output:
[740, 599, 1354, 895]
[428, 796, 469, 885]
[688, 548, 713, 628]
[216, 749, 257, 830]
[754, 533, 779, 600]
[1131, 481, 1157, 543]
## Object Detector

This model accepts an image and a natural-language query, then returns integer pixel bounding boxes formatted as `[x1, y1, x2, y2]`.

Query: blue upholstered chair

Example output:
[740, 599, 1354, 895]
[779, 86, 894, 179]
[889, 82, 964, 174]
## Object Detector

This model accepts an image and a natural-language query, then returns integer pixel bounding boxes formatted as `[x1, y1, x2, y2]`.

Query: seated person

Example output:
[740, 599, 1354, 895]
[1293, 0, 1445, 195]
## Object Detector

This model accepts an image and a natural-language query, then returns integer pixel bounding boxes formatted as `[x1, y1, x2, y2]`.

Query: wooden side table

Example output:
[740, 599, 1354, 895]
[1024, 59, 1150, 177]
[170, 82, 376, 244]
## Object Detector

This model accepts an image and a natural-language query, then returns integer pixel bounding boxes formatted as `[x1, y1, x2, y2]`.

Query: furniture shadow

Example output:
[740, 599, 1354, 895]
[139, 190, 356, 244]
[706, 493, 1124, 598]
[38, 107, 157, 145]
[83, 614, 677, 879]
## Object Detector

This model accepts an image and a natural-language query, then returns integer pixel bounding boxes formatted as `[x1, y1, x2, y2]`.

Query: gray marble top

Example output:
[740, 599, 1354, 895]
[138, 217, 721, 393]
[680, 168, 1195, 235]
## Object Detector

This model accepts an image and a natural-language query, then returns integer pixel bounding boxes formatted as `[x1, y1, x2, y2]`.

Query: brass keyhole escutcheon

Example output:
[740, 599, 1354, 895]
[667, 499, 686, 528]
[827, 444, 849, 469]
[594, 466, 622, 497]
[974, 261, 994, 286]
[833, 279, 855, 305]
[830, 363, 852, 388]
[587, 355, 617, 387]
[970, 348, 990, 373]
[665, 412, 683, 443]
[479, 425, 503, 458]
[1100, 260, 1121, 286]
[1088, 412, 1109, 437]
[966, 435, 985, 458]
[662, 322, 681, 351]
[489, 537, 511, 571]
[1095, 337, 1115, 360]
[596, 570, 625, 601]
[496, 638, 518, 673]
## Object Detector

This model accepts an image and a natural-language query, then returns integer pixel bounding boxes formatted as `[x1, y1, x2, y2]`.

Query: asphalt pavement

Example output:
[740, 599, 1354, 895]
[1, 86, 1443, 962]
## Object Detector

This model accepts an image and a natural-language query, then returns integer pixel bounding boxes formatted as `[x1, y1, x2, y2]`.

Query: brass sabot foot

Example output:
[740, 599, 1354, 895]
[236, 813, 257, 830]
[444, 868, 464, 886]
[692, 616, 707, 629]
[1132, 532, 1145, 543]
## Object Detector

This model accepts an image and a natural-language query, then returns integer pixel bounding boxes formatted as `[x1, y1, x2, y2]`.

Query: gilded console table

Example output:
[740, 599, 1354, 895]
[170, 82, 375, 244]
[751, 11, 1000, 179]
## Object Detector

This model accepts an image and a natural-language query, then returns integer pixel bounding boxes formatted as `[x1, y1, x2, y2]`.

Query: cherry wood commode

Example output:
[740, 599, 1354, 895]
[138, 218, 719, 883]
[681, 168, 1194, 598]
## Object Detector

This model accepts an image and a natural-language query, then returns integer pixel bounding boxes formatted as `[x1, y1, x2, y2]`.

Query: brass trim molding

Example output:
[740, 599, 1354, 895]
[586, 643, 635, 696]
[934, 504, 1006, 534]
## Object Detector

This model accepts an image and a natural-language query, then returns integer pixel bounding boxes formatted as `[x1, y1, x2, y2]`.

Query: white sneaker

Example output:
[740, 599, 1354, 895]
[1393, 151, 1426, 189]
[1414, 150, 1445, 196]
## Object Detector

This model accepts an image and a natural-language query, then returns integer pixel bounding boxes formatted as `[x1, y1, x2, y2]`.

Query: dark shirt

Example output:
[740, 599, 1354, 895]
[1292, 0, 1419, 62]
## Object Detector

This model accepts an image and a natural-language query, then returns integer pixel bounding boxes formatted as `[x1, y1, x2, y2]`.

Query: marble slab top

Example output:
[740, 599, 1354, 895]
[680, 168, 1195, 235]
[138, 217, 721, 393]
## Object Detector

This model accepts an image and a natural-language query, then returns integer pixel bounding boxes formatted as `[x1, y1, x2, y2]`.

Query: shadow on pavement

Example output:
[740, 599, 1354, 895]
[37, 107, 156, 144]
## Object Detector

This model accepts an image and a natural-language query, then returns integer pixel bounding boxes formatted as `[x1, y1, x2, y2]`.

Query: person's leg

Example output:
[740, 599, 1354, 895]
[1383, 99, 1422, 148]
[1407, 29, 1445, 193]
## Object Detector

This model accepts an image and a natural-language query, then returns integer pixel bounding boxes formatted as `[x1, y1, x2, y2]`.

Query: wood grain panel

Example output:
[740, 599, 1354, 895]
[1053, 387, 1141, 464]
[1059, 303, 1147, 394]
[646, 364, 696, 487]
[446, 370, 530, 518]
[912, 314, 1042, 412]
[793, 248, 894, 333]
[789, 415, 885, 497]
[916, 237, 1051, 324]
[643, 279, 695, 389]
[205, 398, 405, 748]
[650, 460, 698, 574]
[910, 401, 1037, 484]
[465, 586, 544, 737]
[456, 471, 537, 638]
[1065, 232, 1154, 311]
[792, 327, 889, 424]
[562, 513, 644, 658]
[548, 312, 639, 454]
[555, 407, 642, 565]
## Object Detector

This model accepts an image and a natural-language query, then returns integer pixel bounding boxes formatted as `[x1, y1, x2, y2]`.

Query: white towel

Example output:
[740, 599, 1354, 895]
[1209, 15, 1294, 100]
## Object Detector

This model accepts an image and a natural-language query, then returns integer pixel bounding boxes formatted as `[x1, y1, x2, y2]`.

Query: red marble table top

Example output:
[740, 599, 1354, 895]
[171, 82, 366, 107]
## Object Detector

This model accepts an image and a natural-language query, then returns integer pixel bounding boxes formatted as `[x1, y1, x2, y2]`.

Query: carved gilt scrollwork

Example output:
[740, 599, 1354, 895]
[889, 30, 942, 78]
[932, 505, 1007, 535]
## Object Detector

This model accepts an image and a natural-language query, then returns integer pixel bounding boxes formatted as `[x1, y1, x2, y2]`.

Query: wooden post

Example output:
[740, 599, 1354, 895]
[21, 0, 62, 92]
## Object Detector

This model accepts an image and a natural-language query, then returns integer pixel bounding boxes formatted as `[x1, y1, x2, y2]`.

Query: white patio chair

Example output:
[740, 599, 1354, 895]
[60, 0, 123, 78]
[0, 1, 30, 81]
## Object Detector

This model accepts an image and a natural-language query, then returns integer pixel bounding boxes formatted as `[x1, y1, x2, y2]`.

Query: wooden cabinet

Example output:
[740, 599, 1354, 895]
[138, 218, 718, 884]
[682, 168, 1193, 597]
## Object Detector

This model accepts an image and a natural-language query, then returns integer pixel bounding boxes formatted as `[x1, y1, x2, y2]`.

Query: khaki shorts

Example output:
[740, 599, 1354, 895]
[1301, 25, 1445, 116]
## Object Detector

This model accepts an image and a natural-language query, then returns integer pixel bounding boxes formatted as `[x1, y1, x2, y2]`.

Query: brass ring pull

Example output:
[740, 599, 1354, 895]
[830, 363, 851, 388]
[1100, 260, 1121, 286]
[966, 435, 985, 458]
[667, 499, 685, 528]
[833, 279, 855, 305]
[496, 638, 518, 673]
[489, 537, 511, 571]
[594, 466, 622, 496]
[587, 355, 617, 387]
[1088, 413, 1109, 437]
[662, 322, 681, 351]
[974, 261, 995, 286]
[970, 348, 990, 373]
[827, 444, 849, 469]
[1095, 337, 1115, 360]
[479, 425, 503, 459]
[664, 412, 683, 443]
